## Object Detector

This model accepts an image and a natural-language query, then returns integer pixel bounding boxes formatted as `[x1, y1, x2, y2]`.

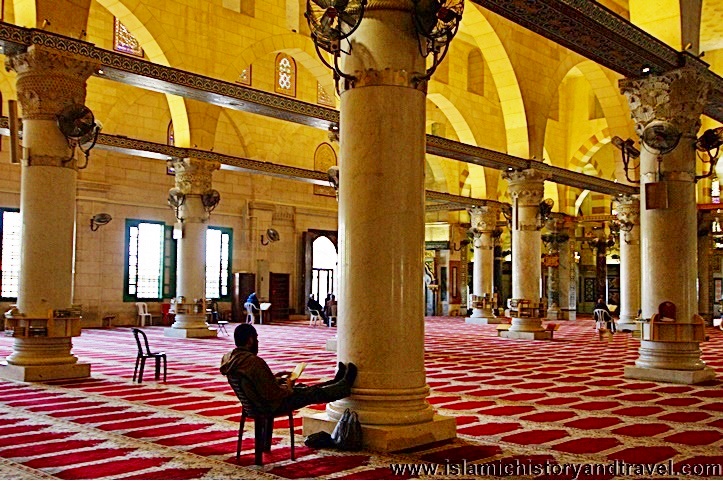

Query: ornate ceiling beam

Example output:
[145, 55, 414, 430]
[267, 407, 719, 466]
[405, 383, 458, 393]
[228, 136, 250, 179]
[470, 0, 723, 122]
[0, 22, 634, 196]
[427, 135, 637, 196]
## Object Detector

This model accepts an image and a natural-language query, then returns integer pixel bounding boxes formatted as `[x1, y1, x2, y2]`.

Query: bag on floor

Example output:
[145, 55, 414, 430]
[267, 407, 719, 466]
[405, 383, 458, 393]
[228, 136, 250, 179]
[330, 408, 362, 451]
[304, 430, 335, 449]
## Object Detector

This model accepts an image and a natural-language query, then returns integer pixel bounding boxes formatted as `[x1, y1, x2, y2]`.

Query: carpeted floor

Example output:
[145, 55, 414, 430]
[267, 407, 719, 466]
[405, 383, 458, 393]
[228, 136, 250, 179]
[0, 317, 722, 479]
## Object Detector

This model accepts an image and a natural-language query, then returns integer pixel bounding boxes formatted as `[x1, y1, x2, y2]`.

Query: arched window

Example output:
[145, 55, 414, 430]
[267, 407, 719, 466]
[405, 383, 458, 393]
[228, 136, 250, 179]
[311, 236, 337, 301]
[275, 53, 297, 97]
[467, 49, 484, 96]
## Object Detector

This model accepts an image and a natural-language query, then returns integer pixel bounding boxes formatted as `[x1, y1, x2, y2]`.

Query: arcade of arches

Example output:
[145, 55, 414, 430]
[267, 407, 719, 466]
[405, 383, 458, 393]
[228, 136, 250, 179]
[0, 0, 722, 476]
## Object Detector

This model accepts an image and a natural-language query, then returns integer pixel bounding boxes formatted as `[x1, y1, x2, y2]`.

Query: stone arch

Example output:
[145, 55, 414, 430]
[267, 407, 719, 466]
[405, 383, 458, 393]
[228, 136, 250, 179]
[94, 0, 191, 147]
[548, 56, 634, 180]
[427, 85, 487, 198]
[221, 34, 335, 101]
[461, 5, 529, 158]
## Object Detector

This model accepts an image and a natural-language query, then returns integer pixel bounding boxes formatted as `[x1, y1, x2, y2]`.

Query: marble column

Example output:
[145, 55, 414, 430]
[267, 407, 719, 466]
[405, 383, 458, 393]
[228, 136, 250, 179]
[697, 216, 712, 324]
[0, 46, 99, 381]
[465, 205, 502, 324]
[615, 195, 642, 332]
[302, 0, 456, 450]
[502, 168, 551, 340]
[542, 215, 573, 320]
[164, 158, 219, 339]
[620, 65, 715, 384]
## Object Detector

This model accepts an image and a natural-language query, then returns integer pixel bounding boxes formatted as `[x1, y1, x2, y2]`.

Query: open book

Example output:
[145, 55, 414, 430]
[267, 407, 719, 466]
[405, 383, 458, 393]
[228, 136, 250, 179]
[289, 362, 307, 382]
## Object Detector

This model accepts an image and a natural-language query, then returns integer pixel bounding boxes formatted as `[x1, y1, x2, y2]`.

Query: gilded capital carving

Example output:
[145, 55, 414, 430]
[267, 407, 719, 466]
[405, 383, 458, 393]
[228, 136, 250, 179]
[614, 195, 640, 226]
[172, 158, 221, 194]
[342, 68, 427, 93]
[503, 168, 549, 206]
[469, 205, 500, 233]
[620, 65, 711, 139]
[365, 0, 413, 11]
[6, 45, 99, 120]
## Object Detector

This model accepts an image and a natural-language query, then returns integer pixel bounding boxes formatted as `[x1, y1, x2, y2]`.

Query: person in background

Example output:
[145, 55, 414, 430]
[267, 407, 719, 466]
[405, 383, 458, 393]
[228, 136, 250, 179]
[594, 297, 615, 333]
[324, 294, 337, 326]
[307, 294, 329, 325]
[246, 292, 260, 312]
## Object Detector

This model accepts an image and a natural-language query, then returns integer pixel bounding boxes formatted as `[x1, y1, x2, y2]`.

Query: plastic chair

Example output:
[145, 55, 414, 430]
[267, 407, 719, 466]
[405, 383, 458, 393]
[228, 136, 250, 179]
[593, 308, 615, 332]
[244, 302, 259, 324]
[309, 308, 322, 327]
[132, 328, 167, 383]
[135, 302, 159, 326]
[227, 374, 295, 466]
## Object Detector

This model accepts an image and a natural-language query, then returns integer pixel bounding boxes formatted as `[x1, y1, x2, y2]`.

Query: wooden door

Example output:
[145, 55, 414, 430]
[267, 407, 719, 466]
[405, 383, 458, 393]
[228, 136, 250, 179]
[269, 272, 290, 321]
[232, 272, 255, 322]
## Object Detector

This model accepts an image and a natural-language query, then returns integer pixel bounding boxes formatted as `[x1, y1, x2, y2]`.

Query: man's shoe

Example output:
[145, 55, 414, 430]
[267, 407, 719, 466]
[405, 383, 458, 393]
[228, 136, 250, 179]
[333, 362, 347, 382]
[344, 363, 358, 386]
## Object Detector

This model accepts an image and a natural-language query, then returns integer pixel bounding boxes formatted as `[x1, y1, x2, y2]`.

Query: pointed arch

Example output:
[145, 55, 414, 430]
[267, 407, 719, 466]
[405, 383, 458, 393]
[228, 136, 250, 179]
[94, 0, 190, 147]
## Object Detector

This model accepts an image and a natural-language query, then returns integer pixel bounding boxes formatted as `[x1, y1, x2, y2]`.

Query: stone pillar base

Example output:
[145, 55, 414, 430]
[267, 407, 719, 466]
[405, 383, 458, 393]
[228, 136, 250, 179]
[500, 330, 552, 340]
[617, 319, 639, 332]
[465, 317, 505, 325]
[624, 365, 716, 385]
[561, 309, 576, 320]
[0, 361, 90, 382]
[302, 412, 456, 452]
[164, 327, 217, 339]
[325, 337, 337, 352]
[546, 308, 560, 320]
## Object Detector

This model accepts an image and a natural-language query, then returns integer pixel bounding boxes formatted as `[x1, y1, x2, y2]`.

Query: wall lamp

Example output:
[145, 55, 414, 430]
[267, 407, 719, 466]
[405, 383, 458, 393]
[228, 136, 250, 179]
[90, 213, 112, 231]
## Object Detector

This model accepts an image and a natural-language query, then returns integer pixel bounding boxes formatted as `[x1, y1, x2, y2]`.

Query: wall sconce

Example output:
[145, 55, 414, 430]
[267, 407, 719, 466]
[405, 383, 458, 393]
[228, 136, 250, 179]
[90, 213, 112, 231]
[451, 239, 470, 252]
[261, 228, 280, 246]
[612, 136, 641, 184]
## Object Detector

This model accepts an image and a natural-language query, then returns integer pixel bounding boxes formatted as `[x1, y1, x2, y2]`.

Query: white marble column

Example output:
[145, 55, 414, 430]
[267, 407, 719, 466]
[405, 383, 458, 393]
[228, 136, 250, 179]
[466, 205, 501, 324]
[502, 169, 551, 339]
[557, 219, 575, 320]
[165, 158, 219, 339]
[0, 46, 98, 381]
[302, 1, 456, 451]
[615, 195, 641, 332]
[621, 66, 715, 384]
[542, 215, 573, 320]
[697, 217, 712, 323]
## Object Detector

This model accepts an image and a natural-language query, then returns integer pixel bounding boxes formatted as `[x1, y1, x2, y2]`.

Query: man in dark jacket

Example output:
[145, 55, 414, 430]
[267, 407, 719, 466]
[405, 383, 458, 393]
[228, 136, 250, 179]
[307, 294, 329, 325]
[220, 324, 356, 414]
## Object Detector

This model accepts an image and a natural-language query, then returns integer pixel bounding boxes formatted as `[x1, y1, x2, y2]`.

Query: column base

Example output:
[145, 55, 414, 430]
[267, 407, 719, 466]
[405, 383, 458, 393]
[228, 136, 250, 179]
[302, 412, 456, 452]
[617, 319, 639, 332]
[0, 361, 90, 382]
[465, 317, 504, 325]
[546, 308, 560, 320]
[326, 337, 337, 352]
[164, 327, 217, 339]
[624, 365, 716, 385]
[500, 330, 552, 340]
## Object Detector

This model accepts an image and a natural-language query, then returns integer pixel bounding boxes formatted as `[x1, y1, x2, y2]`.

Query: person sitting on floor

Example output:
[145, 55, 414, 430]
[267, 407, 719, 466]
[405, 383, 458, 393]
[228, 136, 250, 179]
[220, 324, 356, 413]
[307, 294, 329, 325]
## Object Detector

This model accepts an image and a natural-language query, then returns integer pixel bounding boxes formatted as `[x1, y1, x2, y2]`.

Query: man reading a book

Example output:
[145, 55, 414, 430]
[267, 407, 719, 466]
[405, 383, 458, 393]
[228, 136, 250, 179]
[220, 323, 357, 414]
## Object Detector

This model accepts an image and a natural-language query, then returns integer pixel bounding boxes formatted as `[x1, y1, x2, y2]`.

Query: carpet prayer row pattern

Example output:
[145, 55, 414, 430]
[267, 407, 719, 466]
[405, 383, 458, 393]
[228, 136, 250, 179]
[0, 318, 722, 479]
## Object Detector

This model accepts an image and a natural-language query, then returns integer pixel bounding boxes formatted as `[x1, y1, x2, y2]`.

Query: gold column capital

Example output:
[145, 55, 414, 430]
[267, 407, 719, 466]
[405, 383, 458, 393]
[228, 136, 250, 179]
[6, 45, 100, 120]
[620, 65, 711, 139]
[172, 157, 220, 195]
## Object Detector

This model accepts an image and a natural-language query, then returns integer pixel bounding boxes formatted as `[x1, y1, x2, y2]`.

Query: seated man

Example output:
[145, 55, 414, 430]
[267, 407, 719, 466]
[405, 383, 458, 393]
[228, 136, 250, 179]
[307, 294, 329, 325]
[220, 324, 356, 414]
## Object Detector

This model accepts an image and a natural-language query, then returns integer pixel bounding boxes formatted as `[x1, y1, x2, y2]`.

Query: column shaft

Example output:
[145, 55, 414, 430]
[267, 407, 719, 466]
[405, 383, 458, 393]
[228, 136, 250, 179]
[303, 5, 456, 451]
[1, 46, 97, 381]
[620, 66, 715, 383]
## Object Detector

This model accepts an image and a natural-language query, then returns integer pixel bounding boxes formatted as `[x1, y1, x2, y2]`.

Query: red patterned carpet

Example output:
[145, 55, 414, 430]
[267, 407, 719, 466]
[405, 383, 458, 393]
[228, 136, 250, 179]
[0, 317, 722, 479]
